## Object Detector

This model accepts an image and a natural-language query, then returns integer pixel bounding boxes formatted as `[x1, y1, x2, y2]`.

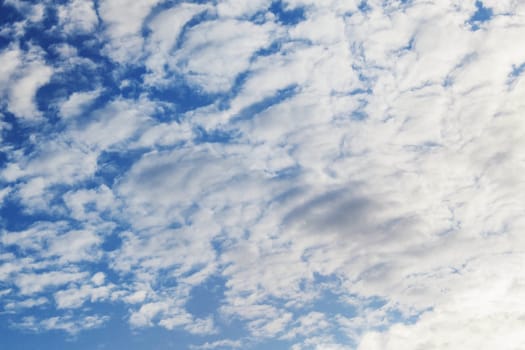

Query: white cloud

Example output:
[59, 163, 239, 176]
[69, 98, 153, 150]
[216, 0, 271, 18]
[2, 142, 98, 210]
[7, 57, 53, 119]
[63, 185, 116, 221]
[292, 336, 348, 350]
[45, 229, 102, 262]
[5, 297, 48, 310]
[184, 317, 217, 335]
[59, 89, 101, 119]
[15, 271, 87, 295]
[0, 186, 11, 206]
[2, 0, 525, 346]
[129, 301, 170, 327]
[3, 1, 45, 23]
[358, 253, 525, 349]
[57, 0, 99, 34]
[282, 312, 330, 340]
[54, 283, 112, 309]
[16, 314, 109, 334]
[98, 0, 162, 62]
[123, 290, 147, 304]
[144, 3, 210, 84]
[0, 46, 22, 88]
[0, 44, 53, 120]
[91, 272, 106, 286]
[190, 339, 242, 350]
[172, 19, 277, 92]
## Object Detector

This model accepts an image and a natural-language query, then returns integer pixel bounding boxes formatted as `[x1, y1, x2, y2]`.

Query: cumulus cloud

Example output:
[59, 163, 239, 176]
[98, 0, 162, 62]
[144, 2, 210, 84]
[172, 19, 277, 92]
[58, 89, 101, 119]
[57, 0, 99, 35]
[1, 0, 525, 348]
[0, 44, 53, 119]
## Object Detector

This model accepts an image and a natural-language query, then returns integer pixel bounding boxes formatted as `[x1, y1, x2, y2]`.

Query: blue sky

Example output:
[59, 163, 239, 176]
[1, 0, 525, 349]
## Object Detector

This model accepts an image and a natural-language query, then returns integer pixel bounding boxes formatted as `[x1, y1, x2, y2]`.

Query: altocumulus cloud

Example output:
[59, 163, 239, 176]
[1, 0, 525, 349]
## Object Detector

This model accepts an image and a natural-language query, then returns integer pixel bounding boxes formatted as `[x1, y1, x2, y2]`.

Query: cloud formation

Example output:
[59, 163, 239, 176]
[1, 0, 525, 349]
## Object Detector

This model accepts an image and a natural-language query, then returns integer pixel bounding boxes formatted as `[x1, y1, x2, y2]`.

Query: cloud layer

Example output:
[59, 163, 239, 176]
[1, 0, 525, 349]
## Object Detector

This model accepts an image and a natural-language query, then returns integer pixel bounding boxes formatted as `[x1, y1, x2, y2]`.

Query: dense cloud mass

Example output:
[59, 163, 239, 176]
[1, 0, 525, 349]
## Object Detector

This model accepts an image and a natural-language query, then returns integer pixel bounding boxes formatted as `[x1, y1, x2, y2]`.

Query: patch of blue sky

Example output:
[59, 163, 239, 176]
[507, 62, 525, 86]
[347, 87, 372, 96]
[268, 165, 302, 181]
[351, 109, 368, 121]
[0, 2, 24, 23]
[0, 112, 37, 156]
[510, 62, 525, 77]
[151, 270, 180, 290]
[395, 37, 415, 55]
[386, 306, 432, 326]
[251, 339, 297, 350]
[32, 52, 121, 124]
[95, 149, 148, 186]
[358, 1, 372, 13]
[185, 275, 226, 319]
[231, 84, 298, 123]
[349, 97, 369, 121]
[100, 230, 124, 252]
[0, 302, 217, 350]
[147, 78, 219, 115]
[0, 6, 23, 49]
[468, 1, 493, 31]
[504, 62, 525, 88]
[0, 148, 7, 170]
[170, 9, 217, 52]
[311, 291, 358, 320]
[193, 126, 239, 144]
[253, 40, 283, 58]
[403, 141, 443, 153]
[216, 71, 252, 110]
[17, 14, 61, 52]
[0, 199, 61, 231]
[269, 1, 306, 26]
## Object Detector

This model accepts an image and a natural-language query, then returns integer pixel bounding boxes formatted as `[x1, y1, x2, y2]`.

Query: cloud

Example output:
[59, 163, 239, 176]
[98, 0, 162, 62]
[190, 339, 242, 350]
[172, 19, 277, 93]
[1, 0, 525, 347]
[54, 282, 112, 309]
[14, 271, 87, 296]
[57, 0, 99, 35]
[0, 186, 11, 207]
[0, 44, 52, 120]
[144, 2, 210, 84]
[4, 297, 48, 310]
[58, 89, 101, 119]
[7, 53, 53, 119]
[358, 253, 525, 350]
[15, 314, 109, 334]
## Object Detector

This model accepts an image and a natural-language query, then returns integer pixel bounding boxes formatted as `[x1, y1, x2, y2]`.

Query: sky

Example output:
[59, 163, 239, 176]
[1, 0, 525, 349]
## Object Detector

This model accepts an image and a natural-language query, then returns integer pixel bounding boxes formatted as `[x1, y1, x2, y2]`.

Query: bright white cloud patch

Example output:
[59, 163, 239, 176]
[57, 0, 99, 35]
[1, 0, 525, 349]
[173, 19, 277, 92]
[59, 89, 101, 119]
[0, 44, 53, 119]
